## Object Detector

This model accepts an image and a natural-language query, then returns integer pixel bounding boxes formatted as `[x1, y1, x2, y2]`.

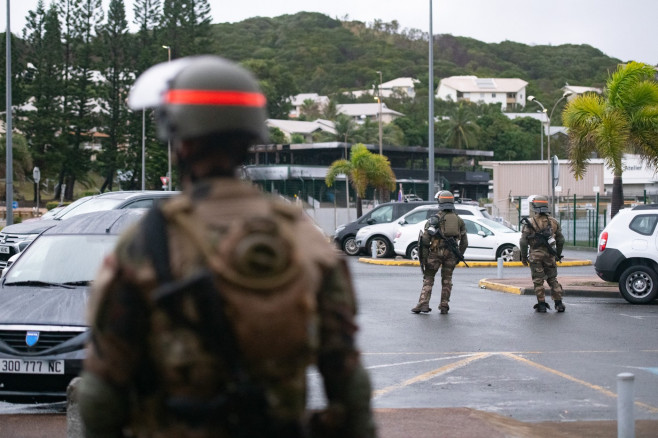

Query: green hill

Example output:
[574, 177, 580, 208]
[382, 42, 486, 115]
[209, 11, 620, 99]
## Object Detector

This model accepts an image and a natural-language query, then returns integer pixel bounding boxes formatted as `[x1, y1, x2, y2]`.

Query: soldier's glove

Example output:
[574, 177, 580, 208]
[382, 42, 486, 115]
[521, 258, 529, 267]
[556, 254, 564, 263]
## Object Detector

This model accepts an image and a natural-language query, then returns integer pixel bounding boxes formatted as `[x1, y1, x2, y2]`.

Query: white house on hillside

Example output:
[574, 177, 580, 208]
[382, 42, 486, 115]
[266, 119, 336, 143]
[563, 84, 603, 101]
[349, 77, 420, 99]
[336, 103, 404, 124]
[288, 93, 330, 118]
[436, 75, 528, 110]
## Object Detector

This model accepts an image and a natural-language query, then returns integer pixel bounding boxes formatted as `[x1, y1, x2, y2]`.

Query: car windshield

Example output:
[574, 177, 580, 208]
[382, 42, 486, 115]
[56, 198, 126, 221]
[477, 218, 517, 233]
[4, 235, 118, 284]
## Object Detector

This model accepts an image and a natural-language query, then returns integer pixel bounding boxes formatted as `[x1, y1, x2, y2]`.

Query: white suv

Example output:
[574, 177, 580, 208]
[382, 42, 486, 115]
[595, 205, 658, 304]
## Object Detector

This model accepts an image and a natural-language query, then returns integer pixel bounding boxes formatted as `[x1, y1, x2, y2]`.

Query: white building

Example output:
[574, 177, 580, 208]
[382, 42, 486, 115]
[349, 77, 420, 99]
[288, 93, 330, 118]
[336, 103, 404, 124]
[266, 119, 336, 143]
[563, 84, 603, 101]
[436, 75, 528, 110]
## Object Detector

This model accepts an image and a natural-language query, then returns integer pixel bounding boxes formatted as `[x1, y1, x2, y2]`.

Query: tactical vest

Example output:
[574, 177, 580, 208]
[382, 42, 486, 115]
[428, 211, 460, 252]
[529, 215, 557, 252]
[441, 211, 461, 237]
[138, 194, 324, 431]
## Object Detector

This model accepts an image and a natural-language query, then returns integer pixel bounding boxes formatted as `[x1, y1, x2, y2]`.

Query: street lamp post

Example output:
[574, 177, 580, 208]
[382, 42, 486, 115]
[527, 95, 546, 160]
[5, 0, 13, 225]
[547, 91, 572, 215]
[428, 0, 435, 200]
[527, 92, 572, 216]
[162, 45, 172, 191]
[376, 70, 383, 156]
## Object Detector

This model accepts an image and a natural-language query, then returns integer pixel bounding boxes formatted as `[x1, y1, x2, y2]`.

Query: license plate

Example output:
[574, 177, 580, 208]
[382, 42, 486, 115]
[0, 359, 65, 375]
[0, 246, 10, 254]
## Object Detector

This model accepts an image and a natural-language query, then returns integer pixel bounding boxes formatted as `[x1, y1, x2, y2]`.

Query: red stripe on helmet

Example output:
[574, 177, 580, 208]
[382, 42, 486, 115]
[165, 89, 266, 107]
[533, 199, 548, 204]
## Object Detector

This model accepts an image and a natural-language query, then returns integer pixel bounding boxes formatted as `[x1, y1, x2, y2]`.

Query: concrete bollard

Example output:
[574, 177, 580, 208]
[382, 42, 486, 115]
[617, 372, 635, 438]
[371, 241, 377, 258]
[497, 257, 504, 279]
[67, 377, 85, 438]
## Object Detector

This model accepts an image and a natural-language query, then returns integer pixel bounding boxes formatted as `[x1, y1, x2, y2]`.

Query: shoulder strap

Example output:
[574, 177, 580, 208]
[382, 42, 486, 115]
[142, 205, 173, 284]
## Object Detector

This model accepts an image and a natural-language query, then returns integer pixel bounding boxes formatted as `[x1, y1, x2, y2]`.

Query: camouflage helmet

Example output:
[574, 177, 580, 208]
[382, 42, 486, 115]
[435, 191, 455, 210]
[128, 55, 268, 144]
[529, 195, 550, 213]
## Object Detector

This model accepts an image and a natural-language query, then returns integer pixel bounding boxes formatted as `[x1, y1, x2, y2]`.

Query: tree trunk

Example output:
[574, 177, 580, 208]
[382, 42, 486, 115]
[356, 194, 363, 218]
[610, 174, 624, 218]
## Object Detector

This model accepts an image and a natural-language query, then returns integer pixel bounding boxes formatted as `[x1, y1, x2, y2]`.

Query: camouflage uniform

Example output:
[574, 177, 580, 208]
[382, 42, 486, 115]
[81, 178, 376, 438]
[519, 213, 565, 307]
[412, 210, 468, 314]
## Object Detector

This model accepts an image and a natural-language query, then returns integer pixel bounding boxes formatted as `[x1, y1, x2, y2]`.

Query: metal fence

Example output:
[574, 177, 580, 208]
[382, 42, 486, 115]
[505, 192, 657, 248]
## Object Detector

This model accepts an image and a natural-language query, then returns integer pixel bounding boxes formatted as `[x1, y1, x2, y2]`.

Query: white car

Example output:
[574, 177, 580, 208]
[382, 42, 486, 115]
[393, 216, 521, 261]
[595, 205, 658, 304]
[356, 204, 492, 258]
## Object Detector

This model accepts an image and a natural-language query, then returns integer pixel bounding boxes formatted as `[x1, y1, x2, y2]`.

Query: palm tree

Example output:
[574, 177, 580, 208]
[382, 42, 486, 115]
[443, 102, 480, 149]
[563, 62, 658, 217]
[325, 144, 396, 217]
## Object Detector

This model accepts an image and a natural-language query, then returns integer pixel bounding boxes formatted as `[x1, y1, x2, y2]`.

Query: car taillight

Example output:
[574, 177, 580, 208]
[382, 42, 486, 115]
[598, 231, 608, 251]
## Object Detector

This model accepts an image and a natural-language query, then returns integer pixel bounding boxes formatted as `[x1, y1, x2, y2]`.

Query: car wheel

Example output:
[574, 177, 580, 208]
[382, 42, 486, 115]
[497, 244, 516, 262]
[407, 243, 419, 261]
[618, 265, 658, 304]
[367, 237, 391, 258]
[342, 236, 360, 256]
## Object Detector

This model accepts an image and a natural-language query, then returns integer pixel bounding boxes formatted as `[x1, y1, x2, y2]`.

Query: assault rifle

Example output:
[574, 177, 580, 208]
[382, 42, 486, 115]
[430, 220, 469, 268]
[520, 217, 563, 262]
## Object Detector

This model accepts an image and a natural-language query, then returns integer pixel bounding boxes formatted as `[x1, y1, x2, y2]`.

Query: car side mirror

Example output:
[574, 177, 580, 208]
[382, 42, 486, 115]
[478, 230, 486, 237]
[367, 218, 376, 225]
[398, 219, 406, 225]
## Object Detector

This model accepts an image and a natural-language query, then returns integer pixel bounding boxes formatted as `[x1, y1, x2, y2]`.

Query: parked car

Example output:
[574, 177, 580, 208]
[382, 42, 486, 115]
[393, 216, 521, 261]
[21, 206, 66, 223]
[0, 190, 177, 270]
[0, 208, 147, 401]
[595, 204, 658, 304]
[356, 205, 439, 257]
[333, 201, 435, 256]
[357, 204, 493, 258]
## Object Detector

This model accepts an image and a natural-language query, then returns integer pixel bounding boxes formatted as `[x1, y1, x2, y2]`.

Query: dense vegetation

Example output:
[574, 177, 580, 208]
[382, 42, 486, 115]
[0, 5, 625, 201]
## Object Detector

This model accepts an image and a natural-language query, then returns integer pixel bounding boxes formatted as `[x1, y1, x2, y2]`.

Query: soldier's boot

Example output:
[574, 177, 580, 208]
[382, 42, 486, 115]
[554, 300, 566, 312]
[411, 303, 431, 314]
[533, 301, 550, 313]
[439, 302, 450, 314]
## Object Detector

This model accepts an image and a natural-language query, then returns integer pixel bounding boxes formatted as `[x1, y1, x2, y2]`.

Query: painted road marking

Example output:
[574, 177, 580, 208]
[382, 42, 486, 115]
[501, 352, 658, 414]
[372, 353, 490, 399]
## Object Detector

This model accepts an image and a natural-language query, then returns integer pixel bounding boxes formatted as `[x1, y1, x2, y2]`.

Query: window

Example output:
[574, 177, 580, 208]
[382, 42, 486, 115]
[492, 93, 496, 98]
[404, 210, 430, 224]
[629, 214, 658, 236]
[369, 205, 394, 224]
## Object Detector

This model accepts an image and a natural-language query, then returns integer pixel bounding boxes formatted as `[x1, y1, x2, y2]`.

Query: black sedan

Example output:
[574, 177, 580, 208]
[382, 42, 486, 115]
[0, 208, 146, 401]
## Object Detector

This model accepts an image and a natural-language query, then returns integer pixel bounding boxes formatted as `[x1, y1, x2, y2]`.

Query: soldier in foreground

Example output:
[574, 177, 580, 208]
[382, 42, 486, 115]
[78, 55, 376, 438]
[412, 191, 468, 315]
[519, 195, 566, 313]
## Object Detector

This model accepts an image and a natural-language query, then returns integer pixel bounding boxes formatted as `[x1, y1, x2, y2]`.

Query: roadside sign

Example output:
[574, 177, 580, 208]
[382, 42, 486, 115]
[12, 201, 18, 209]
[32, 167, 40, 183]
[160, 176, 169, 185]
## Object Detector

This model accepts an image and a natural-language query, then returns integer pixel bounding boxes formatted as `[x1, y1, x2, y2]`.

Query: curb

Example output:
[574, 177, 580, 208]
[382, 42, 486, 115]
[358, 258, 592, 268]
[478, 279, 525, 295]
[479, 278, 621, 297]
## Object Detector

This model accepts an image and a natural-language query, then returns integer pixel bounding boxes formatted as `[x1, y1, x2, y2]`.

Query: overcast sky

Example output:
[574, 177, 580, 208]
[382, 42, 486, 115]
[2, 0, 656, 65]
